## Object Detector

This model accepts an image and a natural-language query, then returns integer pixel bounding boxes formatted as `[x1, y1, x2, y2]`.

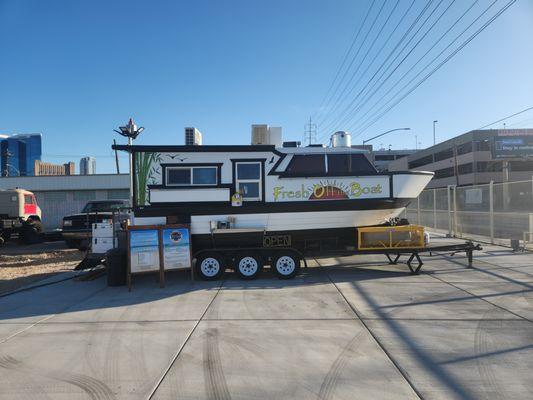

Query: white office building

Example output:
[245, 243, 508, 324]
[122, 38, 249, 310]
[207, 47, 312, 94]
[80, 156, 96, 175]
[185, 127, 203, 146]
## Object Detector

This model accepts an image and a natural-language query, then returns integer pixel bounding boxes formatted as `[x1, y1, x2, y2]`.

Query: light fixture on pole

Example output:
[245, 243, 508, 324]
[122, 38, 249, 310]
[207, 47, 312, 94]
[114, 118, 145, 207]
[362, 128, 410, 145]
[433, 120, 438, 145]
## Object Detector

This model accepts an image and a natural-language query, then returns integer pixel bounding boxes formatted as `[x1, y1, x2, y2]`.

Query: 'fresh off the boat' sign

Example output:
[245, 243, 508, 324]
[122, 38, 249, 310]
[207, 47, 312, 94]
[269, 177, 390, 202]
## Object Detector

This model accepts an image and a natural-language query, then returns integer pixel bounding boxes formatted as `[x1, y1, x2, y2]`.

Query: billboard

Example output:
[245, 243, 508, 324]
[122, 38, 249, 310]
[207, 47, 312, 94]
[492, 136, 533, 159]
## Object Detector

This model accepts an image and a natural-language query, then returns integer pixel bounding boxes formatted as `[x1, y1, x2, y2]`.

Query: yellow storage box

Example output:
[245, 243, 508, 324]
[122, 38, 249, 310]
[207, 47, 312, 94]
[357, 225, 425, 250]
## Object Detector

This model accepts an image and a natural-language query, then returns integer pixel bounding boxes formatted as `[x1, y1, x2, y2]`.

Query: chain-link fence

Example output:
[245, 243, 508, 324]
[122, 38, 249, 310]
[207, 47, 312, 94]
[405, 179, 533, 249]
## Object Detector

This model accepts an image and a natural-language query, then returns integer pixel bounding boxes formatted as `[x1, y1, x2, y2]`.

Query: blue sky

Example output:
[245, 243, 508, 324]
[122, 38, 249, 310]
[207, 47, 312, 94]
[1, 0, 532, 173]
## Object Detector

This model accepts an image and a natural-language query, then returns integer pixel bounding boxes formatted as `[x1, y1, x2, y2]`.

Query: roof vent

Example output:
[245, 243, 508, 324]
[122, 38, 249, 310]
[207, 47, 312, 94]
[331, 131, 352, 147]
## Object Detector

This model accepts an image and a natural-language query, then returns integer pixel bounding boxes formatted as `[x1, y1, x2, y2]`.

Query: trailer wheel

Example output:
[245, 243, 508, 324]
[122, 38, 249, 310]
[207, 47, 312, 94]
[0, 231, 10, 242]
[196, 253, 225, 281]
[21, 220, 43, 244]
[272, 253, 300, 279]
[236, 253, 263, 280]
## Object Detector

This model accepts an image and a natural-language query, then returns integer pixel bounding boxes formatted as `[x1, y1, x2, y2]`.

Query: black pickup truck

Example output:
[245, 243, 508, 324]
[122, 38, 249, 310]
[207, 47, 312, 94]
[62, 200, 129, 249]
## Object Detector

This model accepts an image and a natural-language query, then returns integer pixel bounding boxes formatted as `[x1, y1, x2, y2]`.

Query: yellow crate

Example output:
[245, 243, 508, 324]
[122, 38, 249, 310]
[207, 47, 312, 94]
[357, 225, 425, 250]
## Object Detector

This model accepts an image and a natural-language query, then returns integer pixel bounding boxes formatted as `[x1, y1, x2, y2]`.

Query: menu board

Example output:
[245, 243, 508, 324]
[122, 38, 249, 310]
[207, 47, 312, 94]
[162, 227, 191, 270]
[129, 228, 160, 273]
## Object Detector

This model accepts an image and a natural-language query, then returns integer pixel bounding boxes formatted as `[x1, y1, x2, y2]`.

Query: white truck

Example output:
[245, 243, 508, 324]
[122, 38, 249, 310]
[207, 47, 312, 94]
[0, 188, 43, 245]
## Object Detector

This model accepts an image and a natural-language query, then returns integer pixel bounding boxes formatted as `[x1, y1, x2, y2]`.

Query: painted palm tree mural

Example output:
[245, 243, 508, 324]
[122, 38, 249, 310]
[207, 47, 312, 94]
[135, 152, 162, 206]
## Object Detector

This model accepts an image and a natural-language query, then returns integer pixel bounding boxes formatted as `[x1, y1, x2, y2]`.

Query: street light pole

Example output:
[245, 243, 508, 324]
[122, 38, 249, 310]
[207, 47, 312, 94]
[114, 118, 145, 207]
[433, 120, 438, 145]
[362, 127, 411, 145]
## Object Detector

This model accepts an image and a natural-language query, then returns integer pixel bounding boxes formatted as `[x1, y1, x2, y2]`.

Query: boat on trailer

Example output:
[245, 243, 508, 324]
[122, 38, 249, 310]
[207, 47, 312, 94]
[114, 139, 433, 279]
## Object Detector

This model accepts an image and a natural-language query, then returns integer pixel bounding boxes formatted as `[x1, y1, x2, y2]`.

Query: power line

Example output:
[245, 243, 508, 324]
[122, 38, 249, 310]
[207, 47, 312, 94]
[349, 0, 488, 134]
[316, 0, 400, 128]
[329, 0, 454, 134]
[316, 0, 386, 127]
[353, 0, 517, 136]
[477, 105, 533, 130]
[317, 0, 438, 140]
[312, 0, 377, 123]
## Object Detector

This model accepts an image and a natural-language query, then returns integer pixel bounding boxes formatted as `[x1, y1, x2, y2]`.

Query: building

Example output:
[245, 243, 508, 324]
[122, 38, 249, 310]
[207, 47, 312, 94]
[351, 145, 416, 172]
[80, 156, 96, 175]
[34, 160, 75, 176]
[251, 124, 282, 147]
[0, 174, 129, 229]
[185, 127, 203, 146]
[0, 133, 42, 176]
[388, 129, 533, 188]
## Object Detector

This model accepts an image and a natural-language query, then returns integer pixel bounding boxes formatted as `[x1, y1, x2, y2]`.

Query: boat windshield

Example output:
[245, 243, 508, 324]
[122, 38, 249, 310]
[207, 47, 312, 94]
[284, 153, 376, 176]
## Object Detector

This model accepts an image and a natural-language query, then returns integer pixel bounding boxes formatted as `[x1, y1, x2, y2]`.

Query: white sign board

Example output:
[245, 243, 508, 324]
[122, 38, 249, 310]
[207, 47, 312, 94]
[465, 188, 483, 204]
[129, 229, 160, 273]
[267, 176, 390, 202]
[162, 227, 191, 270]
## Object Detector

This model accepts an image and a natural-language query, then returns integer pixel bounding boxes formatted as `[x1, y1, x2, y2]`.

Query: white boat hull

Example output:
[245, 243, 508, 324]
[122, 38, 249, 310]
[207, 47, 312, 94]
[189, 208, 405, 235]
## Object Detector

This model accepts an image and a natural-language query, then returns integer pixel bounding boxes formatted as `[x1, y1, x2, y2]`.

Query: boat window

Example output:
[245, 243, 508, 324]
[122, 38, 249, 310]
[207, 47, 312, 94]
[327, 154, 376, 174]
[236, 162, 262, 200]
[166, 166, 217, 186]
[285, 154, 326, 175]
[192, 167, 217, 184]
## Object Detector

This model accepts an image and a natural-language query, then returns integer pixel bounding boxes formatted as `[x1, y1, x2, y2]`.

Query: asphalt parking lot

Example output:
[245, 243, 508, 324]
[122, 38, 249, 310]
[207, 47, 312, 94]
[0, 236, 532, 399]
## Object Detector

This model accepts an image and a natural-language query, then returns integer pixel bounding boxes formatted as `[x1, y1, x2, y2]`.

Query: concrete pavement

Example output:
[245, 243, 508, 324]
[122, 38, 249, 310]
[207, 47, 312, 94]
[0, 237, 532, 399]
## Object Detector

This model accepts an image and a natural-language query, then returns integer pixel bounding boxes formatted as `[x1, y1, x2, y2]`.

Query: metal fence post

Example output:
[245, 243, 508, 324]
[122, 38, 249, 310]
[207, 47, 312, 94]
[529, 213, 533, 244]
[417, 196, 421, 225]
[433, 189, 437, 229]
[489, 180, 494, 244]
[447, 185, 452, 237]
[453, 186, 458, 237]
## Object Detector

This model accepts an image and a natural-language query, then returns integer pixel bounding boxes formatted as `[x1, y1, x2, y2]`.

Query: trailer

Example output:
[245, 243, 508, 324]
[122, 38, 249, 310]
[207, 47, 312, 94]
[188, 224, 481, 279]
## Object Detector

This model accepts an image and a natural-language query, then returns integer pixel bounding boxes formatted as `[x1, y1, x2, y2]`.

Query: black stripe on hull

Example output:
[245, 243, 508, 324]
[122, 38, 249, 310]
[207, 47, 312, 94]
[134, 198, 413, 218]
[190, 227, 370, 255]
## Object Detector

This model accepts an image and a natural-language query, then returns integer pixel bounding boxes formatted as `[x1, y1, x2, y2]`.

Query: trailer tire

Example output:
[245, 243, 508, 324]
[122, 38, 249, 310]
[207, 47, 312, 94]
[21, 220, 43, 244]
[272, 253, 300, 279]
[196, 253, 225, 281]
[236, 253, 263, 280]
[0, 231, 10, 242]
[65, 239, 81, 249]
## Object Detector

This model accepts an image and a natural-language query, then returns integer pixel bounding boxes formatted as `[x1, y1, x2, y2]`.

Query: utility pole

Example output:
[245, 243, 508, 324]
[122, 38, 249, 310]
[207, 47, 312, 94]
[304, 117, 317, 146]
[415, 135, 418, 150]
[433, 120, 438, 145]
[113, 139, 120, 174]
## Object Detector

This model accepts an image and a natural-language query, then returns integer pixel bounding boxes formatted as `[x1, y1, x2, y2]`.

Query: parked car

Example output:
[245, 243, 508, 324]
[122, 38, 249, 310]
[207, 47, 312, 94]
[0, 188, 43, 245]
[62, 200, 129, 249]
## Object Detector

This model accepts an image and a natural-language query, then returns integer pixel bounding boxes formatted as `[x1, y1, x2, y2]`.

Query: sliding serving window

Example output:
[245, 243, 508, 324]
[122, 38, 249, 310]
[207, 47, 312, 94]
[166, 166, 217, 186]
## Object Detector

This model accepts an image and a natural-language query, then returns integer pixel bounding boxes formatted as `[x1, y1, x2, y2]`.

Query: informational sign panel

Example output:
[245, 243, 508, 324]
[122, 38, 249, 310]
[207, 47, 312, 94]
[492, 136, 533, 159]
[267, 176, 390, 202]
[129, 228, 160, 273]
[162, 226, 191, 270]
[465, 188, 482, 204]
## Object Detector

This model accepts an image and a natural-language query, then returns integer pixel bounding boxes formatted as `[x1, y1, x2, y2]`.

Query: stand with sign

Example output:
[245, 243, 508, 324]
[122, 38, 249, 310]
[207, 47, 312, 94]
[127, 224, 192, 290]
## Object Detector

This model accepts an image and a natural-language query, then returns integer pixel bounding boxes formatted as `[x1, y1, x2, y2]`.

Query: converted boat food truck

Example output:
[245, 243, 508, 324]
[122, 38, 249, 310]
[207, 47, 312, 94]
[114, 141, 433, 280]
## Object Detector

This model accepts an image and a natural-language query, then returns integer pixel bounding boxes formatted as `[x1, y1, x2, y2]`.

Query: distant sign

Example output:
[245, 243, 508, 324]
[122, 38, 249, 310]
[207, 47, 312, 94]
[492, 136, 533, 159]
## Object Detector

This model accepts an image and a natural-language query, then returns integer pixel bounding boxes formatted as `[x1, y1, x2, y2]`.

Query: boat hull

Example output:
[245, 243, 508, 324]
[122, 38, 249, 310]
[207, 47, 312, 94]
[190, 207, 406, 235]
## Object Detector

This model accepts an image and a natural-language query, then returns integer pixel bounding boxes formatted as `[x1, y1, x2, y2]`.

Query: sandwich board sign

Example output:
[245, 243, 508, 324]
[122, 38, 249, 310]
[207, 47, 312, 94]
[127, 224, 192, 290]
[129, 228, 160, 274]
[161, 225, 192, 270]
